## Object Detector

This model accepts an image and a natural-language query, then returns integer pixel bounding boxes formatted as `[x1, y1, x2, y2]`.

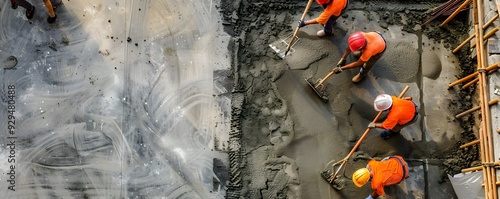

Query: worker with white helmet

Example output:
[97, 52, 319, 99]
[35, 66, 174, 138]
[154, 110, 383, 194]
[352, 155, 409, 199]
[368, 94, 418, 139]
[298, 0, 349, 37]
[332, 31, 386, 83]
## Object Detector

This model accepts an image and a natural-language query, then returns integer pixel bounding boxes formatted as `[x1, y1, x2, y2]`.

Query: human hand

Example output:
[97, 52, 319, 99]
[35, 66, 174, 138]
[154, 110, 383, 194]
[368, 122, 376, 128]
[333, 66, 342, 74]
[298, 20, 306, 28]
[336, 58, 346, 67]
[47, 14, 57, 24]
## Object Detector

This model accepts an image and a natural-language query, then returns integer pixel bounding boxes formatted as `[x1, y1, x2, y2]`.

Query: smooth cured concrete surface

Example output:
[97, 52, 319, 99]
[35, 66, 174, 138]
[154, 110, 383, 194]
[0, 0, 230, 198]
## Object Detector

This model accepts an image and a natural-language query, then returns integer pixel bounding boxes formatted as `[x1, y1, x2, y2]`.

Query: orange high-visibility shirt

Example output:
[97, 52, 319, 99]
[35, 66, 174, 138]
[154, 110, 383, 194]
[360, 32, 386, 62]
[381, 96, 416, 130]
[368, 156, 408, 196]
[316, 0, 348, 24]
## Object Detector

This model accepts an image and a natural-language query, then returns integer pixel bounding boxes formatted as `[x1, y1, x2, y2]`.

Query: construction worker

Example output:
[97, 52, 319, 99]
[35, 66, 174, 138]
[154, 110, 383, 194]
[332, 31, 386, 83]
[367, 94, 418, 139]
[10, 0, 60, 23]
[298, 0, 349, 37]
[43, 0, 60, 23]
[10, 0, 35, 19]
[352, 155, 409, 199]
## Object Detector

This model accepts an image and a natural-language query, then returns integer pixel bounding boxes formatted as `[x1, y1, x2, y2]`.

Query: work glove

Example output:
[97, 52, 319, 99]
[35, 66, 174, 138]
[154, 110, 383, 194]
[298, 20, 307, 28]
[47, 14, 57, 24]
[332, 66, 342, 74]
[365, 195, 374, 199]
[368, 122, 376, 128]
[336, 58, 346, 67]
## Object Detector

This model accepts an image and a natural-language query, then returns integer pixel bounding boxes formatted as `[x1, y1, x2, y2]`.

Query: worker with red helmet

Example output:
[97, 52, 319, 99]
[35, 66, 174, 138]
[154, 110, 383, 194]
[298, 0, 349, 37]
[367, 94, 418, 139]
[352, 155, 409, 199]
[332, 31, 386, 83]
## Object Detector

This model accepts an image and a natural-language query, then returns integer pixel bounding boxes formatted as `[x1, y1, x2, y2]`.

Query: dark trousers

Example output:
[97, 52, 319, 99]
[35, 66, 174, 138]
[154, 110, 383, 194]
[15, 0, 33, 10]
[323, 2, 349, 35]
[358, 51, 384, 79]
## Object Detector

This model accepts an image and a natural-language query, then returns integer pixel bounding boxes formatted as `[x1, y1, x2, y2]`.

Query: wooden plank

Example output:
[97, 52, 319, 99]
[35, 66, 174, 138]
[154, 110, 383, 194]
[496, 0, 500, 19]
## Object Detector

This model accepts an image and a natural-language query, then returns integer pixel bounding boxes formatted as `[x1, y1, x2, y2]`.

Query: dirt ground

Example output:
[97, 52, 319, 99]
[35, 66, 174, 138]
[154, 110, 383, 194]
[220, 0, 479, 198]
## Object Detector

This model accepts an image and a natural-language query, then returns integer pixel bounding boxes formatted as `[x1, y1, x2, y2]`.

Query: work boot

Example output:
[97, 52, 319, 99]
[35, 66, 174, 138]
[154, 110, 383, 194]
[47, 14, 57, 24]
[351, 73, 363, 83]
[10, 0, 17, 9]
[317, 30, 326, 37]
[26, 6, 35, 19]
[317, 30, 333, 37]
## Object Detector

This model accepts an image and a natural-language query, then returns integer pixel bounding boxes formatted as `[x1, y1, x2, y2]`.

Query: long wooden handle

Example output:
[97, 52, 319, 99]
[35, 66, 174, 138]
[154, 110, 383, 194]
[448, 63, 499, 87]
[455, 98, 499, 118]
[315, 71, 335, 88]
[452, 14, 498, 53]
[440, 0, 472, 27]
[330, 86, 410, 181]
[284, 0, 314, 55]
[470, 26, 499, 48]
[343, 85, 410, 162]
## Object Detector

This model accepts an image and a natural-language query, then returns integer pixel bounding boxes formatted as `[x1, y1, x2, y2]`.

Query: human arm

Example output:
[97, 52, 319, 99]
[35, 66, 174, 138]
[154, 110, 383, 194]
[337, 47, 367, 71]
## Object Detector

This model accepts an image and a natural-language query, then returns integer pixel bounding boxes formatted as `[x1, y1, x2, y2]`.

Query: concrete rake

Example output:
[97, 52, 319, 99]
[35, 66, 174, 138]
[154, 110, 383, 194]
[269, 0, 313, 59]
[305, 70, 337, 102]
[269, 34, 300, 59]
[320, 85, 410, 190]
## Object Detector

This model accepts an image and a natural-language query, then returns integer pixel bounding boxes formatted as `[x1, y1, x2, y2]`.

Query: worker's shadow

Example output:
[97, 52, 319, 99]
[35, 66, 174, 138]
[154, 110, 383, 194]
[383, 133, 413, 157]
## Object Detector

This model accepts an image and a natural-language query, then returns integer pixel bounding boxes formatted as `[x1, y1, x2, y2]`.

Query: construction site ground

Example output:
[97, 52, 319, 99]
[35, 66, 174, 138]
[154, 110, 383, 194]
[0, 0, 496, 198]
[221, 0, 487, 198]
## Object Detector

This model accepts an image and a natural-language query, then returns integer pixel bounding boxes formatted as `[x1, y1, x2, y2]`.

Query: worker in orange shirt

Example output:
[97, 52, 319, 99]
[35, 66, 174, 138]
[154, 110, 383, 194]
[298, 0, 349, 37]
[352, 155, 409, 199]
[367, 94, 418, 139]
[332, 31, 386, 83]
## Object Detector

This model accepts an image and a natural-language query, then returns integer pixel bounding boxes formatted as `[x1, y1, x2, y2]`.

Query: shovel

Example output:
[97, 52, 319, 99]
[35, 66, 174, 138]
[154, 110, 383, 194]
[320, 85, 410, 190]
[305, 70, 336, 102]
[269, 0, 314, 58]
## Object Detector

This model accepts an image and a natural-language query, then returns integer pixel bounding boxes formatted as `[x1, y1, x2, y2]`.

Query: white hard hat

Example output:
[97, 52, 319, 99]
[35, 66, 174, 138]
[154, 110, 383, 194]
[374, 94, 393, 111]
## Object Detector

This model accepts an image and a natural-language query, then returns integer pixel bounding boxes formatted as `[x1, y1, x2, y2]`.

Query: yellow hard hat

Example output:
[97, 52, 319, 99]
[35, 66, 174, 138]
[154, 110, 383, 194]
[352, 168, 370, 187]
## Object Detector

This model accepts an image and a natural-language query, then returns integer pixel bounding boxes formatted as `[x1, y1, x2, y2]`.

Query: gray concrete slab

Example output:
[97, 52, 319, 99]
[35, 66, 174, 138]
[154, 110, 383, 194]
[0, 0, 230, 198]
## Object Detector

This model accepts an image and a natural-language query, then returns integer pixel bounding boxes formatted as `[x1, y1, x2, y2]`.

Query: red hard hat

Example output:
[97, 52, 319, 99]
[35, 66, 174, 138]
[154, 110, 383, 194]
[316, 0, 330, 4]
[348, 32, 367, 52]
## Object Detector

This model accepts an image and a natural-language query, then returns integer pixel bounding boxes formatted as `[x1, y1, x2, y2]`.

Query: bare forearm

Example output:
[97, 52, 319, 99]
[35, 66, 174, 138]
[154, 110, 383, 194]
[304, 19, 319, 25]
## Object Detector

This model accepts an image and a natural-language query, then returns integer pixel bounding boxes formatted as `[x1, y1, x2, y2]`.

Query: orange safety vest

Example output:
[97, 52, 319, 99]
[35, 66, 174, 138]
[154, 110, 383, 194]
[360, 32, 386, 62]
[316, 0, 348, 24]
[368, 156, 408, 196]
[381, 96, 417, 130]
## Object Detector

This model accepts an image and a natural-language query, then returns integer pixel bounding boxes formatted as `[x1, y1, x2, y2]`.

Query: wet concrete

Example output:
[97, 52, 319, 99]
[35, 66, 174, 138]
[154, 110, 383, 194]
[222, 0, 475, 198]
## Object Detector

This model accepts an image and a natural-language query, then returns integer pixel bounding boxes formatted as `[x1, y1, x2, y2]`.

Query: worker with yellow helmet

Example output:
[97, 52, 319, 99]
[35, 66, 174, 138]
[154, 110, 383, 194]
[352, 155, 409, 199]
